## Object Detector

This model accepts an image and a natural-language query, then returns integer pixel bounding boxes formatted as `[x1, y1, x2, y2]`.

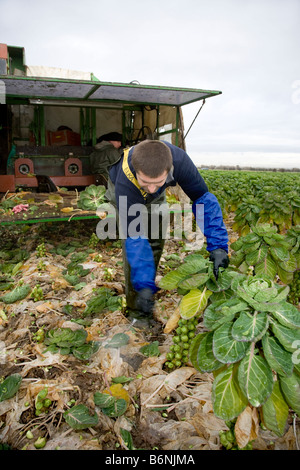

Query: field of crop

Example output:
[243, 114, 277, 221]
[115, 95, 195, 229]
[0, 169, 299, 451]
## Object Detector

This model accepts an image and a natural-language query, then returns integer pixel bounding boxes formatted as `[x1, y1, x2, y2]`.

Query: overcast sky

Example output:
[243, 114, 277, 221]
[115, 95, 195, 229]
[1, 0, 299, 168]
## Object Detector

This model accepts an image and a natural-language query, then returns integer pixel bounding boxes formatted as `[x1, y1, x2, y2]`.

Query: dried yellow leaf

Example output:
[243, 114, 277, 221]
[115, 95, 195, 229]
[163, 307, 181, 334]
[61, 207, 74, 213]
[48, 194, 64, 203]
[52, 277, 70, 290]
[44, 200, 57, 206]
[103, 383, 130, 403]
[35, 301, 54, 313]
[234, 406, 259, 449]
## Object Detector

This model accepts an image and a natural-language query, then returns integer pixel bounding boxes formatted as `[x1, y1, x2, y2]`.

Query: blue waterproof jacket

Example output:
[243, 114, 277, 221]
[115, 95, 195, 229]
[108, 142, 228, 293]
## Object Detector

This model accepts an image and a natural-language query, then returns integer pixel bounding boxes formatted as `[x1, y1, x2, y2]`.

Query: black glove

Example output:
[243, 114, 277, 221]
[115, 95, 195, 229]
[136, 288, 154, 314]
[209, 248, 229, 280]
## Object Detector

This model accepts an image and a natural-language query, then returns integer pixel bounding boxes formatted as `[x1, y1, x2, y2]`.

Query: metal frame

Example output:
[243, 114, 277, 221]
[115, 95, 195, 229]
[1, 75, 221, 150]
[1, 75, 221, 107]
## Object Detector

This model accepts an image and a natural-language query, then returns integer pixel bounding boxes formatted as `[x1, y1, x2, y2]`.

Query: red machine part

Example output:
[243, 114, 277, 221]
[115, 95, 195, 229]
[0, 156, 96, 192]
[64, 157, 83, 176]
[14, 158, 34, 177]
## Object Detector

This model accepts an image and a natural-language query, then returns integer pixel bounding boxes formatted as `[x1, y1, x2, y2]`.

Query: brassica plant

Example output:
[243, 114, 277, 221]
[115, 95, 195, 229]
[77, 185, 106, 211]
[159, 247, 300, 437]
[231, 223, 299, 284]
[189, 274, 300, 436]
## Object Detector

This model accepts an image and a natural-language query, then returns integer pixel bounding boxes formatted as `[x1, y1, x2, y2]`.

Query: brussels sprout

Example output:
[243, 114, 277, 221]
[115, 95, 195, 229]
[34, 436, 47, 449]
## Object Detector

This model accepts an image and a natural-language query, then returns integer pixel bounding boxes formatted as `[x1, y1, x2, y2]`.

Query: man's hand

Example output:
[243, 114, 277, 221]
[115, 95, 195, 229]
[209, 248, 229, 280]
[136, 288, 154, 314]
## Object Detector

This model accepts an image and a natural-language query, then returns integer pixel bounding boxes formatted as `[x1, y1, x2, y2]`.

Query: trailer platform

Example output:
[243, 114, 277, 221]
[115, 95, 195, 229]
[0, 191, 99, 226]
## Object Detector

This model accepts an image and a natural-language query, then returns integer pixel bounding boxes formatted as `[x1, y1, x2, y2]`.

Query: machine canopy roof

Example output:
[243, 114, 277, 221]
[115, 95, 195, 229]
[0, 75, 221, 107]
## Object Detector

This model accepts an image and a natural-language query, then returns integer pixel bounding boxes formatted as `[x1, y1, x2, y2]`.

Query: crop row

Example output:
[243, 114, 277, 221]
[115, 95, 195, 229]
[202, 169, 300, 233]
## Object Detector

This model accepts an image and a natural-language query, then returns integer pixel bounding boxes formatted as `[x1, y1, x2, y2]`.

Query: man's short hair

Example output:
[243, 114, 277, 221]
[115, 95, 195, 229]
[131, 140, 173, 177]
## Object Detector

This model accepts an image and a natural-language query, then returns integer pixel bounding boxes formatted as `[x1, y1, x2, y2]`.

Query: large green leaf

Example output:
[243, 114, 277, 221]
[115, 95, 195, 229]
[239, 232, 261, 244]
[255, 255, 277, 279]
[94, 392, 127, 417]
[0, 374, 22, 402]
[158, 270, 187, 290]
[238, 351, 274, 407]
[179, 288, 212, 319]
[279, 372, 300, 416]
[102, 399, 128, 417]
[178, 272, 209, 291]
[245, 244, 268, 266]
[192, 331, 224, 372]
[212, 364, 248, 421]
[94, 392, 115, 408]
[254, 223, 277, 237]
[269, 245, 290, 262]
[83, 287, 113, 316]
[277, 265, 294, 284]
[278, 252, 297, 273]
[261, 381, 289, 436]
[231, 311, 269, 342]
[203, 298, 248, 331]
[189, 333, 206, 371]
[60, 329, 87, 348]
[231, 238, 245, 251]
[263, 233, 284, 244]
[203, 306, 236, 332]
[253, 285, 280, 303]
[213, 323, 250, 364]
[230, 274, 248, 292]
[262, 334, 294, 377]
[230, 249, 245, 267]
[272, 285, 291, 303]
[44, 327, 87, 349]
[72, 341, 100, 361]
[242, 240, 261, 254]
[272, 321, 300, 353]
[236, 283, 289, 313]
[272, 302, 300, 329]
[139, 341, 160, 357]
[1, 284, 31, 304]
[177, 256, 208, 276]
[120, 428, 134, 450]
[205, 270, 234, 293]
[64, 404, 98, 429]
[210, 288, 235, 303]
[160, 256, 209, 292]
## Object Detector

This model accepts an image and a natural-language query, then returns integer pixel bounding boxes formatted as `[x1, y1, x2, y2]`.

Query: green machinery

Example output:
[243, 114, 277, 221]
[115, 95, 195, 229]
[0, 43, 221, 225]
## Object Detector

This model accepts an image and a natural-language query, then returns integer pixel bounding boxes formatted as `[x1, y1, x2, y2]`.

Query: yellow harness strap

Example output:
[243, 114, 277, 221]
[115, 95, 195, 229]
[122, 147, 147, 200]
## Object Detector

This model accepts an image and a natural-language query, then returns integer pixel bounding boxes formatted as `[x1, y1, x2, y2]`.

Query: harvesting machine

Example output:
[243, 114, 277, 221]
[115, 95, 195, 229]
[0, 43, 221, 225]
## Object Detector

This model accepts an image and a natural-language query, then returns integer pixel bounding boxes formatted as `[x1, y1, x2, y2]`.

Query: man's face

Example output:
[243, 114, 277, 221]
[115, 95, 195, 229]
[136, 170, 168, 194]
[109, 140, 122, 149]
